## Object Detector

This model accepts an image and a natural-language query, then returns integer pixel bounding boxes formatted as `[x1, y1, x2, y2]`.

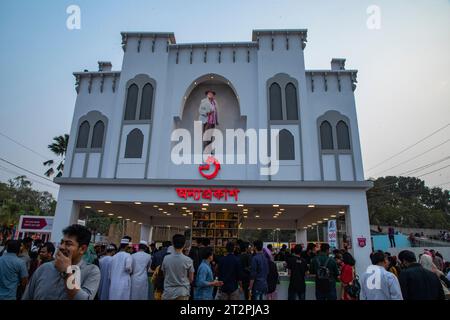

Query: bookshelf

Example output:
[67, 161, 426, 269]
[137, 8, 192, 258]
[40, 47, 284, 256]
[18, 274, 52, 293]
[191, 211, 240, 255]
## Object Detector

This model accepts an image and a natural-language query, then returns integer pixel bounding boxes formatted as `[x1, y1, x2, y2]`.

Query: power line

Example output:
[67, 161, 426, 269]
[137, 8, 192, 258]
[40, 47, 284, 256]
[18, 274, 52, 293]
[0, 165, 59, 190]
[0, 131, 51, 160]
[366, 123, 450, 172]
[0, 157, 56, 184]
[372, 138, 450, 176]
[398, 156, 450, 176]
[416, 164, 450, 178]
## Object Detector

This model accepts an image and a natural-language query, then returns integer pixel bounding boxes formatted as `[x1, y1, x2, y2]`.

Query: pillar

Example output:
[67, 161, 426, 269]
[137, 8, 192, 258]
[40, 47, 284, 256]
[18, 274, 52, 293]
[140, 224, 150, 243]
[346, 192, 372, 276]
[148, 226, 154, 243]
[51, 196, 80, 243]
[295, 229, 307, 246]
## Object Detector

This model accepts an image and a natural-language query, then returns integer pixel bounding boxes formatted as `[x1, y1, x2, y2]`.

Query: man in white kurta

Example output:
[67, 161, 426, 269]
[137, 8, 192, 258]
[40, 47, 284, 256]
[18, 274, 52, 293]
[130, 241, 152, 300]
[98, 245, 116, 300]
[108, 239, 133, 300]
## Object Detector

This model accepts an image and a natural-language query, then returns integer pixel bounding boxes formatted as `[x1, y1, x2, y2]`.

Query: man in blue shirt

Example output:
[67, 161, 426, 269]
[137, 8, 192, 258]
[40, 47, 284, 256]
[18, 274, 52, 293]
[0, 240, 28, 300]
[217, 242, 243, 300]
[249, 240, 268, 300]
[194, 247, 222, 300]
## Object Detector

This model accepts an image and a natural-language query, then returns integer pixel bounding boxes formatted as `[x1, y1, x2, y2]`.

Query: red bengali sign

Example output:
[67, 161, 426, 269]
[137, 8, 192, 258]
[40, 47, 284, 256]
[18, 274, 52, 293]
[176, 188, 240, 202]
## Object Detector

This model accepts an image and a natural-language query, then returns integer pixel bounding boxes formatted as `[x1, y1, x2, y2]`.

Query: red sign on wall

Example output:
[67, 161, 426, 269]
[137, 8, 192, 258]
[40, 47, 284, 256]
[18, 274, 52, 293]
[176, 188, 240, 202]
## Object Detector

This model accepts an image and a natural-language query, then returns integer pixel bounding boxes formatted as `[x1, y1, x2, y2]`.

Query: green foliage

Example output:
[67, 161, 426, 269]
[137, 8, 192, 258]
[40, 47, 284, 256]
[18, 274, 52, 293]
[43, 134, 69, 178]
[367, 176, 450, 229]
[0, 176, 56, 227]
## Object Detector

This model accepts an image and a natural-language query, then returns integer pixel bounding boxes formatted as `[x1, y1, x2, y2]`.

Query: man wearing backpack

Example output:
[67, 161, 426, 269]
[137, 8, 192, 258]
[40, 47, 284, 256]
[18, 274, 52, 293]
[310, 243, 339, 300]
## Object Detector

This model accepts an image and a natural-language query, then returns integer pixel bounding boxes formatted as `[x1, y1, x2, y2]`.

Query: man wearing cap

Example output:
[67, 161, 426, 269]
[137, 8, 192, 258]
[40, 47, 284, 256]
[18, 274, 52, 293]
[198, 89, 219, 150]
[130, 241, 152, 300]
[108, 238, 133, 299]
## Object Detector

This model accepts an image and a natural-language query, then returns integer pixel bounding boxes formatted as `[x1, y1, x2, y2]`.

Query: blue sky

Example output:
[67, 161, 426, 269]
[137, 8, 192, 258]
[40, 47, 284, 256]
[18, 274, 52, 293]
[0, 0, 449, 197]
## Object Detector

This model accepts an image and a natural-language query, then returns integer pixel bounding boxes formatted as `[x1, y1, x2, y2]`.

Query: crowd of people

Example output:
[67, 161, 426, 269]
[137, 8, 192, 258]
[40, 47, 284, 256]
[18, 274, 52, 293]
[1, 223, 449, 300]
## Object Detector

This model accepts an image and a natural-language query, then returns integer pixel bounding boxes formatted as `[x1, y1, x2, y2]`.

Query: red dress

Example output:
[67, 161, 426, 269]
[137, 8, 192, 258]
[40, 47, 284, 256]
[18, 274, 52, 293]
[340, 264, 355, 300]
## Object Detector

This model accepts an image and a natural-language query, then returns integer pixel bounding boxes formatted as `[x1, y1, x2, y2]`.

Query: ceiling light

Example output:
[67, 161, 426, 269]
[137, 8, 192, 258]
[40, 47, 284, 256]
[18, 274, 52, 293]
[280, 208, 285, 211]
[126, 218, 130, 221]
[163, 211, 167, 214]
[184, 226, 189, 229]
[202, 203, 209, 207]
[303, 227, 308, 229]
[272, 204, 279, 207]
[308, 204, 315, 208]
[307, 225, 312, 227]
[255, 215, 260, 218]
[138, 222, 142, 225]
[132, 220, 136, 223]
[108, 213, 114, 216]
[222, 208, 227, 211]
[168, 203, 175, 206]
[104, 201, 112, 204]
[188, 212, 192, 215]
[97, 210, 104, 213]
[182, 207, 187, 210]
[134, 202, 142, 205]
[244, 216, 248, 218]
[339, 210, 345, 214]
[323, 218, 329, 221]
[312, 223, 317, 226]
[257, 228, 261, 230]
[84, 206, 91, 209]
[277, 211, 282, 214]
[330, 214, 337, 218]
[182, 213, 187, 216]
[202, 208, 207, 211]
[153, 205, 158, 208]
[317, 220, 323, 224]
[237, 204, 244, 207]
[273, 216, 278, 218]
[158, 208, 163, 211]
[166, 213, 171, 216]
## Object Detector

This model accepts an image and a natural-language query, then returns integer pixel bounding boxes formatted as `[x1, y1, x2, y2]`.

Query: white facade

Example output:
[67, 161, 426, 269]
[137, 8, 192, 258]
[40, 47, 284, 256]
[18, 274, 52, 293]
[53, 29, 373, 274]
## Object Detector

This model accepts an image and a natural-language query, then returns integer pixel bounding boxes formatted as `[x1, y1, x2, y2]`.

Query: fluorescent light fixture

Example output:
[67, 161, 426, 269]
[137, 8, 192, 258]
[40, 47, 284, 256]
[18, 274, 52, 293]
[257, 228, 261, 230]
[339, 210, 345, 214]
[168, 203, 175, 206]
[222, 208, 227, 211]
[185, 226, 189, 229]
[330, 214, 337, 218]
[108, 213, 114, 216]
[97, 210, 104, 213]
[308, 204, 315, 208]
[125, 218, 130, 221]
[166, 213, 171, 216]
[132, 220, 136, 223]
[134, 202, 142, 205]
[312, 223, 317, 226]
[323, 218, 329, 221]
[182, 213, 187, 216]
[202, 203, 209, 207]
[138, 222, 142, 225]
[272, 204, 279, 207]
[163, 211, 167, 214]
[153, 205, 158, 208]
[84, 206, 91, 209]
[255, 215, 260, 218]
[202, 208, 207, 211]
[104, 201, 112, 204]
[158, 208, 163, 211]
[181, 207, 187, 210]
[117, 216, 123, 219]
[237, 204, 244, 207]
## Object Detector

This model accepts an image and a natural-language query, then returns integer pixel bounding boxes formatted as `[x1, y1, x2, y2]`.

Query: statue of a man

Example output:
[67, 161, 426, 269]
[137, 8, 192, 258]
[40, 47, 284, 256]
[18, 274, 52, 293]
[198, 89, 219, 150]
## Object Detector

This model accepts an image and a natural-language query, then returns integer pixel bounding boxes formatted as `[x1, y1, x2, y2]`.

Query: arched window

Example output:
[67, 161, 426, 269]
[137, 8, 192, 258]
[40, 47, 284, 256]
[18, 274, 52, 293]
[285, 83, 298, 120]
[336, 121, 351, 150]
[320, 121, 333, 150]
[124, 84, 138, 120]
[76, 121, 90, 148]
[91, 121, 105, 148]
[279, 129, 295, 160]
[139, 83, 153, 120]
[269, 83, 282, 120]
[125, 129, 144, 158]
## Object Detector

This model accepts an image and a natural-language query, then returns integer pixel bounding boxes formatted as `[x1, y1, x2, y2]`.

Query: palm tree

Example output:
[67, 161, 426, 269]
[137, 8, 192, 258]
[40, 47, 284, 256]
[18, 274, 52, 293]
[43, 134, 69, 178]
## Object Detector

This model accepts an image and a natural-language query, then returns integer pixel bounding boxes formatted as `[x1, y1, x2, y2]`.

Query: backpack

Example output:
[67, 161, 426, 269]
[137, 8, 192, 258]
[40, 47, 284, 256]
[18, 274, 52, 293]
[344, 272, 361, 299]
[316, 257, 332, 293]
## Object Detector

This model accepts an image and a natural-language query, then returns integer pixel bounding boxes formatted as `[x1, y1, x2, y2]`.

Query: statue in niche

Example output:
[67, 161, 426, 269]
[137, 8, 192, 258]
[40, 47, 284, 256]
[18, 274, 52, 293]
[198, 89, 219, 151]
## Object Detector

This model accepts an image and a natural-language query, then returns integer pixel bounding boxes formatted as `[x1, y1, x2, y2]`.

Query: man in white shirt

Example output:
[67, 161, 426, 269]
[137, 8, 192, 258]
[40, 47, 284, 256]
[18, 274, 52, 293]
[360, 251, 403, 300]
[108, 238, 133, 300]
[130, 241, 152, 300]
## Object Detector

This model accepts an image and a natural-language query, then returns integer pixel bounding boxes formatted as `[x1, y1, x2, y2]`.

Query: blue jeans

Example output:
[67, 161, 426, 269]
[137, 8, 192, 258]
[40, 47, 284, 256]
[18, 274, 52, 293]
[315, 282, 337, 301]
[251, 290, 266, 300]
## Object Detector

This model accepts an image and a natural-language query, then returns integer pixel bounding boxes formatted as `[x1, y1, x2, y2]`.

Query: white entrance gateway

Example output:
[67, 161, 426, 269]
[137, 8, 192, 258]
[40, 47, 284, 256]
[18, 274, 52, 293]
[52, 29, 372, 275]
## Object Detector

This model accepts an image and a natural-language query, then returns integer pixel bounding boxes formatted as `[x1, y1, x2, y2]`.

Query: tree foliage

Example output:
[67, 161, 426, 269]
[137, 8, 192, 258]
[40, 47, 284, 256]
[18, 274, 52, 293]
[367, 176, 450, 229]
